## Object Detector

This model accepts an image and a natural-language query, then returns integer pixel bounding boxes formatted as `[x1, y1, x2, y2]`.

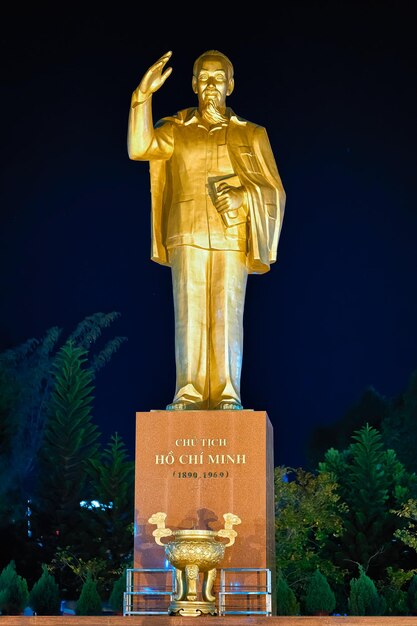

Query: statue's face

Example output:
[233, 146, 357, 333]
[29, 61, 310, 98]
[193, 56, 233, 109]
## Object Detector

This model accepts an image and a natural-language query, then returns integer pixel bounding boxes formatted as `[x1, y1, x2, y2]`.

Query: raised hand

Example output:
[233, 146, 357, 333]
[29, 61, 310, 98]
[134, 51, 173, 103]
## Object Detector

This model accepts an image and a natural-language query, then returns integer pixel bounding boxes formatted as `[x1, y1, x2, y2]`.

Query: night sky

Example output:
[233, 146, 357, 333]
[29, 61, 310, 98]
[1, 2, 416, 469]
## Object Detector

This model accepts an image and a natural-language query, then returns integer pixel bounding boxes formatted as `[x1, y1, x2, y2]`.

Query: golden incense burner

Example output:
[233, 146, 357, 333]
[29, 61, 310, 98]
[148, 511, 241, 616]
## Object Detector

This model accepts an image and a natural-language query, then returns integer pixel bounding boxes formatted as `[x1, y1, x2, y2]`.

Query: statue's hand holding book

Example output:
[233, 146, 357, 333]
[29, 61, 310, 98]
[208, 174, 248, 227]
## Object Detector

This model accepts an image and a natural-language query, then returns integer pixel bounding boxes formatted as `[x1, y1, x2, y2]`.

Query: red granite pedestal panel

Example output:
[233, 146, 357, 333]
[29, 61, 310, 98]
[134, 410, 275, 612]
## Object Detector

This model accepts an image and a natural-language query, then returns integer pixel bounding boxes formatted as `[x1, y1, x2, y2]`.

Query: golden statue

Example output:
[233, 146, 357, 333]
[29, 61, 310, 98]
[128, 50, 285, 410]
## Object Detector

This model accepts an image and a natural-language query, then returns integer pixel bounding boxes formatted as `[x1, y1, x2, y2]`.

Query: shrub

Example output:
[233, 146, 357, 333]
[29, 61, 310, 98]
[0, 561, 29, 615]
[408, 574, 417, 614]
[109, 570, 126, 614]
[76, 572, 102, 616]
[276, 574, 299, 615]
[304, 569, 336, 615]
[348, 567, 385, 615]
[29, 565, 61, 615]
[383, 588, 408, 616]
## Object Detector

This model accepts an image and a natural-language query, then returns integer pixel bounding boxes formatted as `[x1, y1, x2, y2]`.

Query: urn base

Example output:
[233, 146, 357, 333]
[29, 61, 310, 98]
[169, 599, 217, 616]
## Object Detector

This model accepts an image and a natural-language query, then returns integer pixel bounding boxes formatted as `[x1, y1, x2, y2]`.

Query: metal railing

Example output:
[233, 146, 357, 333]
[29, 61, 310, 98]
[124, 566, 272, 616]
[123, 568, 175, 615]
[218, 567, 272, 616]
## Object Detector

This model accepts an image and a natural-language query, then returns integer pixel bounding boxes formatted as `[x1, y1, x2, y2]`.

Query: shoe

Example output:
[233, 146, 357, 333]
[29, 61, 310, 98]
[216, 400, 243, 410]
[166, 401, 201, 410]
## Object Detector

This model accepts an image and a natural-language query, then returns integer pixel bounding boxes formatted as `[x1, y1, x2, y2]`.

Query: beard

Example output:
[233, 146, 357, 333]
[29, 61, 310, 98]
[201, 98, 228, 125]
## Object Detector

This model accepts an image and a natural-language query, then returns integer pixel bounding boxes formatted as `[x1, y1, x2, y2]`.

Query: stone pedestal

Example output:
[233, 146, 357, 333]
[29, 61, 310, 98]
[134, 410, 275, 612]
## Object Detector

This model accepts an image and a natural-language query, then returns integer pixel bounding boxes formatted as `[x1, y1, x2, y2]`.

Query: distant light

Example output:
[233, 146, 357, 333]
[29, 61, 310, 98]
[80, 500, 113, 510]
[27, 499, 32, 537]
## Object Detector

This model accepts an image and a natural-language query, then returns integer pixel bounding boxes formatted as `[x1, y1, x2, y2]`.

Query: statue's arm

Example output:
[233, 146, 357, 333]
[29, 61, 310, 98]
[127, 51, 174, 160]
[253, 126, 286, 208]
[251, 126, 286, 261]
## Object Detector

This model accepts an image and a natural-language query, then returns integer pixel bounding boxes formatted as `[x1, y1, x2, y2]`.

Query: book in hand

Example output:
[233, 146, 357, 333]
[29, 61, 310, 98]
[207, 174, 247, 228]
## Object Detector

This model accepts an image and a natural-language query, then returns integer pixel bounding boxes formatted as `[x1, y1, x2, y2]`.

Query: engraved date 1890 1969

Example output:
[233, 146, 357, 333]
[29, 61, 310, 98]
[173, 471, 229, 479]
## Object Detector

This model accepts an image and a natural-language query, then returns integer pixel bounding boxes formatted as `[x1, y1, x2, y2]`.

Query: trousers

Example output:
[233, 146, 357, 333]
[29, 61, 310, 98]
[169, 245, 248, 409]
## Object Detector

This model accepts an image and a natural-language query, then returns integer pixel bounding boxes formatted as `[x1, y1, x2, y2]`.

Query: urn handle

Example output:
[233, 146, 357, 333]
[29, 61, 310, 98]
[148, 511, 173, 546]
[217, 512, 241, 547]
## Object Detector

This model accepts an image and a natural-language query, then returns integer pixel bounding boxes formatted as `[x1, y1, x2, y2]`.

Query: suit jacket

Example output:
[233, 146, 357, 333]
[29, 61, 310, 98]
[149, 108, 286, 274]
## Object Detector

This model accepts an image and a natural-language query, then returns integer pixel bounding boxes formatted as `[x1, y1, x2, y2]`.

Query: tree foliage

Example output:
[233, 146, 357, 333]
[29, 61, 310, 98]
[80, 433, 134, 595]
[67, 312, 127, 376]
[348, 566, 385, 615]
[0, 313, 131, 596]
[393, 498, 417, 553]
[308, 370, 417, 476]
[275, 466, 346, 594]
[382, 370, 417, 474]
[29, 564, 60, 615]
[45, 432, 134, 597]
[33, 342, 101, 567]
[109, 570, 126, 614]
[0, 312, 126, 567]
[304, 569, 336, 615]
[0, 328, 61, 526]
[0, 561, 29, 616]
[407, 574, 417, 614]
[76, 572, 102, 616]
[382, 587, 408, 616]
[0, 313, 126, 514]
[319, 424, 416, 578]
[276, 574, 299, 616]
[47, 546, 111, 600]
[307, 387, 387, 468]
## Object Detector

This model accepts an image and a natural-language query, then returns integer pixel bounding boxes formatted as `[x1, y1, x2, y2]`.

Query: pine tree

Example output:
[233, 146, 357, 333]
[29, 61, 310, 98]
[0, 561, 29, 615]
[76, 572, 102, 616]
[80, 433, 134, 595]
[0, 312, 126, 506]
[0, 312, 126, 581]
[319, 424, 417, 578]
[348, 567, 385, 615]
[308, 387, 387, 468]
[86, 433, 134, 525]
[29, 564, 60, 615]
[33, 342, 101, 560]
[109, 570, 126, 614]
[276, 574, 299, 615]
[304, 570, 336, 615]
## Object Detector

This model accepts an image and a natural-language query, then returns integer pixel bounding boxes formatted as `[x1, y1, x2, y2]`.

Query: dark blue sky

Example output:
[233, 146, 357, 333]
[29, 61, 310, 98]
[1, 2, 416, 468]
